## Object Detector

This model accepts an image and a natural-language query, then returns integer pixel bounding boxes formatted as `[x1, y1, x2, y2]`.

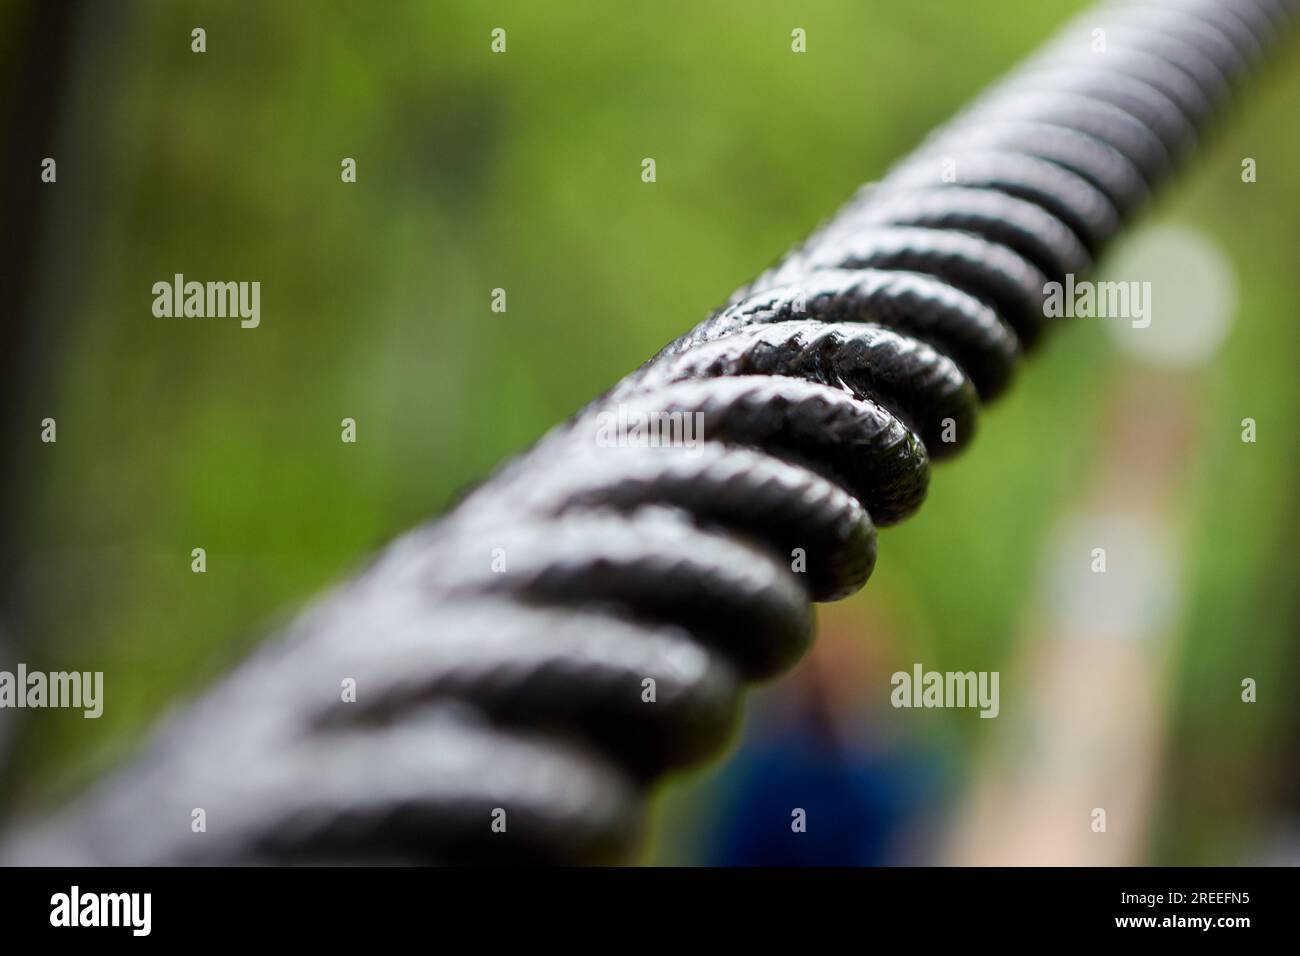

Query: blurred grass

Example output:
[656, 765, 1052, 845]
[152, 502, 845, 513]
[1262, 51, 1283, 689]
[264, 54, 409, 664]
[9, 0, 1299, 864]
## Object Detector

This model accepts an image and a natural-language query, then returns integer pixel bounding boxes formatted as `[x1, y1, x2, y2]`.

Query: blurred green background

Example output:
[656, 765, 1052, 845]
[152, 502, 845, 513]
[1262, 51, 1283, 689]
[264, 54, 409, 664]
[4, 0, 1298, 864]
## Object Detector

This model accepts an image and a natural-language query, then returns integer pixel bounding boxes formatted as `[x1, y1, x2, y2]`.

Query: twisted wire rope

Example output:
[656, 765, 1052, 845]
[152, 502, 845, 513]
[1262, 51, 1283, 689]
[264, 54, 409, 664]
[5, 0, 1295, 865]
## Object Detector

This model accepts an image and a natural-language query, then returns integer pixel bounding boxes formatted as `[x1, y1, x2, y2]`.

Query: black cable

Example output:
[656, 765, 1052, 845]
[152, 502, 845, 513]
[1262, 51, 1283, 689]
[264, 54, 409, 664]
[3, 0, 1294, 865]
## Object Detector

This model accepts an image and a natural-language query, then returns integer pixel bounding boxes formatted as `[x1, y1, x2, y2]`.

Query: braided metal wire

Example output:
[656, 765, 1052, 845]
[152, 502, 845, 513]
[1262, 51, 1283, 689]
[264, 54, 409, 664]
[4, 0, 1295, 865]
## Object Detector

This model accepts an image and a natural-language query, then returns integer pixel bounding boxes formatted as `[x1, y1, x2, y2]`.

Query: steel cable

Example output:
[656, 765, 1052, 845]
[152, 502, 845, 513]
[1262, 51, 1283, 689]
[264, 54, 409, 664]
[3, 0, 1295, 865]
